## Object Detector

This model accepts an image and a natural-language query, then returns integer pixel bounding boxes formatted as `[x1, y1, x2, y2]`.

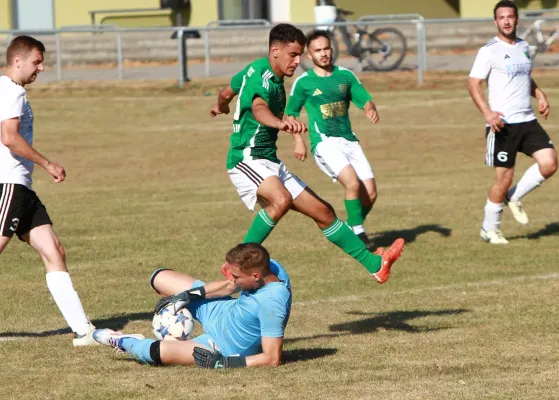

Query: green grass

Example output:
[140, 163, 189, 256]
[1, 71, 559, 399]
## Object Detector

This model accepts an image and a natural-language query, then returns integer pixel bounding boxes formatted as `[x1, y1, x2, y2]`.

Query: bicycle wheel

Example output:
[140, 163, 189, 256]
[361, 27, 407, 72]
[299, 30, 339, 71]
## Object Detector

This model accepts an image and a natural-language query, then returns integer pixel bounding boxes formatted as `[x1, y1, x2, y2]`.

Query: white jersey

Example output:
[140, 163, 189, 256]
[0, 75, 34, 188]
[469, 37, 536, 124]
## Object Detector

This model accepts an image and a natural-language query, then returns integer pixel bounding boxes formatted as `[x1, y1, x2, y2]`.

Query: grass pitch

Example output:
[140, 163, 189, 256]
[1, 71, 558, 399]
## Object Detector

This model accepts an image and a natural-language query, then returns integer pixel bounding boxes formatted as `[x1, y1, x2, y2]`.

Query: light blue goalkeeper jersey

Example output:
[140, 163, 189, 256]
[190, 259, 292, 357]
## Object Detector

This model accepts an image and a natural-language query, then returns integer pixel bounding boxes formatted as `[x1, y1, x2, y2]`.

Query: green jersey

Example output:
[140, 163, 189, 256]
[285, 66, 372, 152]
[226, 58, 286, 169]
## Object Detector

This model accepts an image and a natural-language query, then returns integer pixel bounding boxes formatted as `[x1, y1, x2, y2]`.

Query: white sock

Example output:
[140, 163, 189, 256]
[482, 199, 504, 232]
[46, 271, 90, 335]
[350, 224, 365, 235]
[507, 163, 545, 202]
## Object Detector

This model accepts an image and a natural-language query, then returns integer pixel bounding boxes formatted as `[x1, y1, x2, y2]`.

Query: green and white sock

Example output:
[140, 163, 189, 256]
[345, 198, 364, 227]
[243, 209, 277, 244]
[321, 218, 381, 274]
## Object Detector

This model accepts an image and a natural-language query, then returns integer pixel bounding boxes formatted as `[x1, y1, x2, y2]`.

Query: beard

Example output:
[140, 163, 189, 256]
[498, 25, 517, 39]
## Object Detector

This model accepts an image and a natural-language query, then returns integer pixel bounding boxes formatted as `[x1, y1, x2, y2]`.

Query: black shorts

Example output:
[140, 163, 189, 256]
[0, 183, 52, 239]
[485, 120, 554, 168]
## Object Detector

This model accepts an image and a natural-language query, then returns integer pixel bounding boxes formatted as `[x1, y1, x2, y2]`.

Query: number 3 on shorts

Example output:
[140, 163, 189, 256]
[497, 151, 508, 162]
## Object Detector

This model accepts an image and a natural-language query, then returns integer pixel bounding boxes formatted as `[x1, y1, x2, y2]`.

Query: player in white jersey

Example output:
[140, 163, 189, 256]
[0, 36, 96, 345]
[468, 1, 557, 244]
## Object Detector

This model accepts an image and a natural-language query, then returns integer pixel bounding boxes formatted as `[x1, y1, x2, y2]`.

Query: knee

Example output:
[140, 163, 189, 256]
[316, 201, 336, 224]
[51, 238, 66, 261]
[539, 159, 558, 178]
[150, 268, 173, 294]
[270, 192, 293, 215]
[42, 239, 65, 266]
[345, 179, 360, 196]
[495, 175, 513, 191]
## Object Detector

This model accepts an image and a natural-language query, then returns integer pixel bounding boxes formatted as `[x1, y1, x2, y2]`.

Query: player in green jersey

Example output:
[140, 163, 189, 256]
[286, 30, 380, 245]
[210, 24, 404, 283]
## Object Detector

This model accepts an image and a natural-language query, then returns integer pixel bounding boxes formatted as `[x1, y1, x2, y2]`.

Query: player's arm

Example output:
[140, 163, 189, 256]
[245, 336, 283, 367]
[154, 279, 238, 314]
[285, 115, 307, 161]
[210, 84, 237, 117]
[202, 279, 240, 298]
[1, 118, 66, 182]
[467, 78, 505, 132]
[468, 47, 504, 132]
[345, 72, 378, 123]
[362, 101, 379, 124]
[252, 97, 307, 134]
[210, 66, 248, 117]
[192, 336, 283, 368]
[531, 78, 550, 119]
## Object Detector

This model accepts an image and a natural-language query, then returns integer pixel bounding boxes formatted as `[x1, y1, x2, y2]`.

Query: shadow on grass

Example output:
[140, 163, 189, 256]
[0, 312, 152, 338]
[282, 348, 338, 364]
[508, 222, 559, 241]
[330, 309, 469, 334]
[368, 224, 452, 248]
[285, 309, 469, 344]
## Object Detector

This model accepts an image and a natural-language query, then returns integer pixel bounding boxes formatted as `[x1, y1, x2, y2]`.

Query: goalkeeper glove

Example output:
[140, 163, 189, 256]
[153, 287, 206, 314]
[193, 346, 247, 369]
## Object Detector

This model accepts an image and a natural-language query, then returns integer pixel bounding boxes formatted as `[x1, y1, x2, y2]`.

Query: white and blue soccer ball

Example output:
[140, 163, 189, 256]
[152, 304, 195, 341]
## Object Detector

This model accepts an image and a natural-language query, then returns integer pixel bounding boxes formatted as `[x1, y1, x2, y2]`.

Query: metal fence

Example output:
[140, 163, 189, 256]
[1, 13, 559, 87]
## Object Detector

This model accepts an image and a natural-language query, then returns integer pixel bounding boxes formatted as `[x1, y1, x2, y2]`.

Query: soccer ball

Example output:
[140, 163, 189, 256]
[152, 304, 195, 341]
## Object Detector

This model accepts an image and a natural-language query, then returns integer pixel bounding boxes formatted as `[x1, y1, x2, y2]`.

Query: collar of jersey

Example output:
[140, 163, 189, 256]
[308, 65, 338, 78]
[0, 75, 22, 87]
[494, 36, 523, 47]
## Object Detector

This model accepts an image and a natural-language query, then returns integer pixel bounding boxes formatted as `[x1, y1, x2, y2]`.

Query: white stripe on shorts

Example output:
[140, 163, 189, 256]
[0, 184, 15, 234]
[314, 150, 338, 178]
[486, 130, 495, 167]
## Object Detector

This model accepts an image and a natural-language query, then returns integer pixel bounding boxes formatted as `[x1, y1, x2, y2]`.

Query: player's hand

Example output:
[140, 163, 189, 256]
[193, 347, 225, 368]
[44, 162, 66, 183]
[153, 291, 190, 315]
[294, 140, 307, 161]
[277, 119, 307, 135]
[484, 111, 505, 132]
[365, 105, 380, 124]
[538, 97, 550, 119]
[210, 104, 229, 117]
[193, 347, 246, 368]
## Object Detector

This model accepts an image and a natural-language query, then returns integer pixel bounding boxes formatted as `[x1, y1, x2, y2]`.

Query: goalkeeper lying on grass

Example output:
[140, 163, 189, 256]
[93, 243, 291, 368]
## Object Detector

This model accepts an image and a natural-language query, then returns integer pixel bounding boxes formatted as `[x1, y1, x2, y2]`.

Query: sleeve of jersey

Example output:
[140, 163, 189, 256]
[469, 47, 492, 79]
[246, 72, 272, 104]
[349, 80, 373, 109]
[0, 90, 25, 122]
[285, 79, 305, 117]
[230, 66, 249, 94]
[258, 295, 289, 338]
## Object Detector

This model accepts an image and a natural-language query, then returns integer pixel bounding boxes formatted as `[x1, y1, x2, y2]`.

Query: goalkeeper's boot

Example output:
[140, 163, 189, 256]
[72, 321, 98, 347]
[371, 238, 405, 284]
[505, 197, 529, 225]
[92, 328, 145, 351]
[480, 228, 509, 244]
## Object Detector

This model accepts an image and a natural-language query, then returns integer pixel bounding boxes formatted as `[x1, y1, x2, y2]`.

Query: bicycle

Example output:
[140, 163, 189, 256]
[519, 16, 559, 60]
[300, 7, 407, 72]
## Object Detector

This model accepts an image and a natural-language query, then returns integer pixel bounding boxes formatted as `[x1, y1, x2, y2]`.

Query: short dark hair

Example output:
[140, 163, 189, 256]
[269, 23, 306, 48]
[226, 243, 270, 273]
[6, 35, 45, 65]
[493, 0, 518, 19]
[306, 30, 331, 49]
